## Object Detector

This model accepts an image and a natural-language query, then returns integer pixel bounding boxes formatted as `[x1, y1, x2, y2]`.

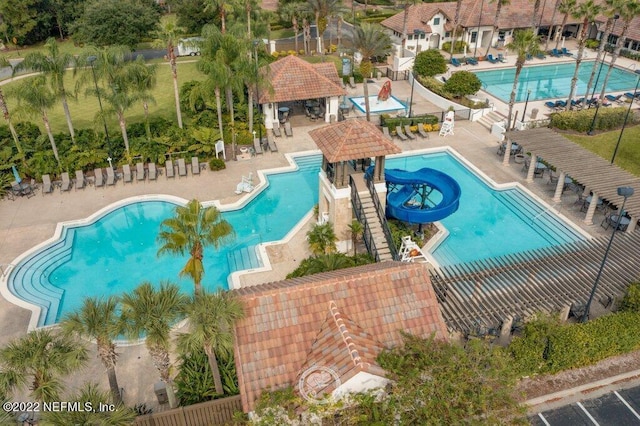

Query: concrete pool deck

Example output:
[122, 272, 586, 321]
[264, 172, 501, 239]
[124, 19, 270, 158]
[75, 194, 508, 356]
[0, 76, 620, 410]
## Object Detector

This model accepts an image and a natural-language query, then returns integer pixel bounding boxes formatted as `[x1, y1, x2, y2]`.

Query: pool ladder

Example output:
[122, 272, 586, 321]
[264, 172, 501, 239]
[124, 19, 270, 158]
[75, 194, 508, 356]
[0, 264, 14, 277]
[532, 202, 562, 223]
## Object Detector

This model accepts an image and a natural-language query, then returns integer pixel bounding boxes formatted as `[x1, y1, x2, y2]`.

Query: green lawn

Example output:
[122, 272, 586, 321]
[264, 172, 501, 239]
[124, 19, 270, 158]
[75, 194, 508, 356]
[5, 61, 205, 134]
[565, 125, 640, 176]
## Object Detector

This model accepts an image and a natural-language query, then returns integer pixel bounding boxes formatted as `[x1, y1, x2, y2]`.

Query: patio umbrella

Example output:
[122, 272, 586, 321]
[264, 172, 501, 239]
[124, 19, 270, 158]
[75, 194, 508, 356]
[11, 165, 21, 184]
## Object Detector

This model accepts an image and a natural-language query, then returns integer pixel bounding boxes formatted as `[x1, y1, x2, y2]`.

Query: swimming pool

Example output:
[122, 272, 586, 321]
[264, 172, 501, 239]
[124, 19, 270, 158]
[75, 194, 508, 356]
[349, 95, 406, 114]
[474, 61, 640, 102]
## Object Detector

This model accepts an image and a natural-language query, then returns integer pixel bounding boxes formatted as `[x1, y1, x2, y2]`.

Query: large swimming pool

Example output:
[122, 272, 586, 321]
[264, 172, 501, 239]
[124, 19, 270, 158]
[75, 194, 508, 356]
[6, 150, 588, 327]
[474, 61, 640, 102]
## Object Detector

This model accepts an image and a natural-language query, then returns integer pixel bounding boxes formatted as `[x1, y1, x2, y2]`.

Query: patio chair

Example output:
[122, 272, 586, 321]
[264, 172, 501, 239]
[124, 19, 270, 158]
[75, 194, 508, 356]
[268, 135, 278, 152]
[75, 170, 86, 190]
[191, 157, 200, 175]
[93, 169, 104, 189]
[545, 101, 558, 111]
[134, 162, 145, 182]
[487, 54, 499, 64]
[535, 52, 547, 60]
[348, 76, 356, 88]
[601, 212, 631, 232]
[272, 126, 282, 137]
[122, 164, 132, 184]
[404, 124, 417, 140]
[450, 58, 462, 67]
[382, 126, 393, 140]
[417, 123, 429, 138]
[106, 167, 116, 186]
[165, 160, 175, 179]
[550, 48, 561, 57]
[497, 53, 507, 62]
[177, 158, 187, 177]
[284, 121, 293, 137]
[624, 92, 638, 102]
[561, 47, 572, 56]
[605, 94, 623, 104]
[253, 137, 263, 154]
[148, 163, 157, 181]
[60, 172, 73, 192]
[395, 125, 408, 141]
[41, 174, 53, 195]
[465, 57, 478, 65]
[555, 100, 567, 110]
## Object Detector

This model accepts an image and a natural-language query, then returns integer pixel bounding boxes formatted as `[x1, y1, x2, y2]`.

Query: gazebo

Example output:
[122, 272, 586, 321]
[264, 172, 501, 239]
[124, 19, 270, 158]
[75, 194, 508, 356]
[309, 119, 401, 253]
[258, 55, 346, 129]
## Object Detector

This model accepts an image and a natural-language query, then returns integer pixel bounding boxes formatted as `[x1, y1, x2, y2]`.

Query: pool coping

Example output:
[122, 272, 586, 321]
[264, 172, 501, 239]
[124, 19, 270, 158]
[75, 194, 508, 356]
[349, 94, 407, 114]
[0, 150, 322, 332]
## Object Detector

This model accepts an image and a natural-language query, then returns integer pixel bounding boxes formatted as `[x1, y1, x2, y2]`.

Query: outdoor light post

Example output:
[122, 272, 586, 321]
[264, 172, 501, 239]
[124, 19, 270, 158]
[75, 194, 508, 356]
[611, 69, 640, 164]
[107, 156, 113, 171]
[253, 40, 263, 145]
[87, 55, 111, 152]
[409, 69, 416, 118]
[522, 89, 531, 122]
[414, 29, 424, 53]
[581, 186, 634, 323]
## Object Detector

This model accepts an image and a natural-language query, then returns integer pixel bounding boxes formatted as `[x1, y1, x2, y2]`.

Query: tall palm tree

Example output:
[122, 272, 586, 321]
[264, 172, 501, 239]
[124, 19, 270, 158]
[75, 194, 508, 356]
[305, 253, 355, 274]
[506, 30, 540, 130]
[157, 199, 234, 294]
[100, 74, 138, 157]
[566, 0, 602, 108]
[206, 0, 232, 33]
[449, 0, 463, 60]
[485, 0, 511, 57]
[14, 37, 77, 143]
[178, 290, 245, 396]
[279, 3, 303, 54]
[530, 0, 542, 34]
[348, 219, 364, 256]
[303, 0, 348, 54]
[307, 222, 338, 255]
[11, 75, 61, 167]
[598, 0, 640, 101]
[61, 296, 124, 404]
[0, 329, 88, 402]
[120, 281, 188, 409]
[41, 383, 136, 426]
[545, 0, 561, 51]
[350, 23, 393, 122]
[127, 56, 158, 141]
[555, 0, 577, 50]
[155, 20, 184, 129]
[0, 58, 22, 156]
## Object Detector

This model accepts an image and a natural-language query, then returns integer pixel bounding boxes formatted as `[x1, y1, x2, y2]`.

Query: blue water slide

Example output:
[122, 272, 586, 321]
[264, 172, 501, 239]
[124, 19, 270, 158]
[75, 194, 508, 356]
[385, 168, 462, 224]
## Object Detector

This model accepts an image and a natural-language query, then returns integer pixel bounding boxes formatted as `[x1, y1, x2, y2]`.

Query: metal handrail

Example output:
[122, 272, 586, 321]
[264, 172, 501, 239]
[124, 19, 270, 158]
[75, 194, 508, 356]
[350, 176, 380, 262]
[365, 176, 399, 260]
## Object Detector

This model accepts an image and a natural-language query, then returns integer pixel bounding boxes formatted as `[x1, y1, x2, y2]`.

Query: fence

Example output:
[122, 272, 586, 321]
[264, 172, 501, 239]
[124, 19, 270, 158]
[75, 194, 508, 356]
[135, 396, 242, 426]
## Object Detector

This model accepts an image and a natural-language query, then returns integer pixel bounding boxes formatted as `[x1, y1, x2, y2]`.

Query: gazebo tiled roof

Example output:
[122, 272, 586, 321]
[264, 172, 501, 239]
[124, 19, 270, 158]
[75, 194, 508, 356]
[258, 55, 346, 104]
[309, 120, 401, 163]
[232, 262, 448, 412]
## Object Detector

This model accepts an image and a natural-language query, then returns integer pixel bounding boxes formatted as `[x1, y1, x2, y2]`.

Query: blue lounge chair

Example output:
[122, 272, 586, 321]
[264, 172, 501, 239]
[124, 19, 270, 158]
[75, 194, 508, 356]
[450, 58, 462, 67]
[605, 94, 623, 104]
[550, 49, 561, 57]
[487, 54, 499, 64]
[545, 101, 558, 110]
[555, 100, 567, 110]
[624, 92, 639, 101]
[465, 57, 478, 65]
[561, 47, 572, 56]
[535, 52, 547, 59]
[525, 53, 533, 61]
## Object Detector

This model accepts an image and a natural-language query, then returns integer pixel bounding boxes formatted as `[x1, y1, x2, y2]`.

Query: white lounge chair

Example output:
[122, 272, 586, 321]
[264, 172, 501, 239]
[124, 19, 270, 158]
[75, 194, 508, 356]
[93, 168, 104, 188]
[253, 137, 263, 155]
[60, 172, 72, 192]
[267, 135, 278, 152]
[136, 162, 145, 182]
[404, 125, 417, 140]
[382, 126, 392, 140]
[235, 172, 254, 194]
[395, 126, 408, 141]
[106, 167, 116, 186]
[417, 123, 430, 138]
[191, 157, 200, 175]
[148, 163, 157, 181]
[284, 122, 293, 137]
[165, 160, 175, 179]
[122, 165, 132, 184]
[349, 76, 356, 88]
[272, 126, 282, 138]
[177, 158, 187, 177]
[41, 174, 53, 195]
[75, 170, 86, 190]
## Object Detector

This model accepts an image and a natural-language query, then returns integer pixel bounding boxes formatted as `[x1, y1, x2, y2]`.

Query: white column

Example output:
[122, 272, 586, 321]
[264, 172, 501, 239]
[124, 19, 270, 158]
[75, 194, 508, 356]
[526, 153, 536, 182]
[583, 191, 599, 225]
[552, 171, 566, 203]
[627, 216, 637, 233]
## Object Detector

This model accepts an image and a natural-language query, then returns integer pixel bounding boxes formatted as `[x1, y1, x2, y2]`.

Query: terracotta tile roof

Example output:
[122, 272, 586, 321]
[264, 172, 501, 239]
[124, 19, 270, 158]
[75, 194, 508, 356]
[309, 119, 402, 163]
[233, 262, 448, 412]
[381, 5, 456, 34]
[258, 55, 346, 104]
[610, 16, 640, 44]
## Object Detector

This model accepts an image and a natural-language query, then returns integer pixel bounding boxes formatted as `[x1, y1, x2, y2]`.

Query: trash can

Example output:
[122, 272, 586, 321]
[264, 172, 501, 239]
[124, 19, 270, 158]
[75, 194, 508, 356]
[531, 108, 539, 119]
[154, 382, 168, 404]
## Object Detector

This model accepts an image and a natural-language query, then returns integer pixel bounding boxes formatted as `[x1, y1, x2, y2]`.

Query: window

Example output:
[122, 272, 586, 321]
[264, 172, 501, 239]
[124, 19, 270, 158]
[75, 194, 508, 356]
[433, 17, 440, 25]
[471, 32, 477, 43]
[408, 34, 414, 40]
[445, 32, 451, 38]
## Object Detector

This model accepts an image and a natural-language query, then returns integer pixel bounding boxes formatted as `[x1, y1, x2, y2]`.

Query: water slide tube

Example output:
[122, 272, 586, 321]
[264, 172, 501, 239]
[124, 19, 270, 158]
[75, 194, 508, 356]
[385, 168, 462, 224]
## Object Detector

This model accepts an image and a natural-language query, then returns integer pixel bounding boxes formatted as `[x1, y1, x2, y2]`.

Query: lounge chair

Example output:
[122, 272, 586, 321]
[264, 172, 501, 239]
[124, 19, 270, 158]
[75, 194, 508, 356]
[450, 58, 462, 67]
[497, 54, 507, 63]
[267, 135, 278, 152]
[106, 167, 116, 186]
[395, 126, 408, 141]
[75, 170, 86, 190]
[165, 160, 175, 178]
[404, 125, 417, 139]
[148, 163, 157, 181]
[284, 121, 293, 137]
[136, 162, 145, 181]
[60, 172, 72, 192]
[535, 52, 547, 60]
[545, 101, 558, 110]
[122, 165, 132, 184]
[624, 92, 639, 101]
[191, 157, 200, 175]
[550, 48, 561, 57]
[561, 47, 572, 56]
[272, 126, 282, 138]
[465, 57, 478, 65]
[177, 158, 187, 177]
[382, 126, 392, 140]
[417, 123, 429, 138]
[487, 54, 499, 64]
[555, 100, 567, 110]
[605, 94, 623, 104]
[41, 174, 53, 195]
[348, 76, 356, 88]
[253, 137, 263, 155]
[93, 169, 104, 188]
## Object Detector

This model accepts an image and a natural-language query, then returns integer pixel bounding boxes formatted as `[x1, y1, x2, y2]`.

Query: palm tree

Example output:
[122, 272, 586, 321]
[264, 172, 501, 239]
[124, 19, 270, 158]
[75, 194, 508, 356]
[545, 0, 561, 51]
[350, 23, 393, 122]
[307, 222, 338, 255]
[14, 37, 77, 143]
[530, 0, 542, 34]
[449, 0, 463, 60]
[303, 0, 348, 54]
[206, 0, 232, 33]
[0, 58, 22, 156]
[566, 0, 602, 108]
[485, 0, 511, 57]
[158, 199, 234, 294]
[10, 75, 61, 167]
[598, 0, 640, 101]
[61, 296, 124, 404]
[155, 20, 184, 129]
[178, 290, 245, 396]
[101, 75, 138, 157]
[555, 0, 577, 50]
[305, 253, 355, 274]
[120, 282, 188, 409]
[348, 219, 364, 256]
[506, 30, 540, 130]
[127, 56, 158, 141]
[0, 329, 87, 402]
[279, 3, 303, 54]
[41, 383, 136, 425]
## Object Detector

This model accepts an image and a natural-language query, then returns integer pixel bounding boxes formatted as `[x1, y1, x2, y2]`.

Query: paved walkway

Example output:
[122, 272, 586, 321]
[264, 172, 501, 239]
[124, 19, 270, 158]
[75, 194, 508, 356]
[0, 77, 620, 410]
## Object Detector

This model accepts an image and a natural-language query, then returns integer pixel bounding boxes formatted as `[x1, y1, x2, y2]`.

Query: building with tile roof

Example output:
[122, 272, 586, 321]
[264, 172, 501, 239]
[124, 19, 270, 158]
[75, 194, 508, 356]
[258, 55, 346, 129]
[233, 261, 448, 412]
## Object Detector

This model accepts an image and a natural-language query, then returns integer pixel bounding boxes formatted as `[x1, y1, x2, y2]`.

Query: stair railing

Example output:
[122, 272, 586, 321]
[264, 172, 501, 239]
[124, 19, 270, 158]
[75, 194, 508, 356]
[350, 175, 381, 262]
[365, 176, 399, 260]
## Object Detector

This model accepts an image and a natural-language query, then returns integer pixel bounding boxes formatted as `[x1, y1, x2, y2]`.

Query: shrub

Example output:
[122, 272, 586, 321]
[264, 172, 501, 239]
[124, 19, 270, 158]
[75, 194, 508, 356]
[550, 106, 635, 132]
[620, 282, 640, 313]
[442, 40, 467, 54]
[380, 113, 439, 129]
[208, 158, 226, 171]
[444, 70, 482, 97]
[585, 39, 600, 49]
[414, 49, 448, 77]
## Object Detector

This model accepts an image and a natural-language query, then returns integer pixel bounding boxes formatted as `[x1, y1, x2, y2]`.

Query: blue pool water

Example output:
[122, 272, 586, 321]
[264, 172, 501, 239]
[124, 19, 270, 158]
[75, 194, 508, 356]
[9, 151, 587, 327]
[474, 61, 640, 102]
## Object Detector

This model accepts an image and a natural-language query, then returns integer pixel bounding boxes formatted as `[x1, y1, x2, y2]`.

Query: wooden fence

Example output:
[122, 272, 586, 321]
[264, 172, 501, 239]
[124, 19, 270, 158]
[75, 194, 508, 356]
[135, 396, 242, 426]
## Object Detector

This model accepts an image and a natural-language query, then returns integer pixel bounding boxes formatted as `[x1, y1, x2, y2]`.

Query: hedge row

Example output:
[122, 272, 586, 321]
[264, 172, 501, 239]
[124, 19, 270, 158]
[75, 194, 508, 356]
[549, 106, 637, 132]
[380, 113, 439, 128]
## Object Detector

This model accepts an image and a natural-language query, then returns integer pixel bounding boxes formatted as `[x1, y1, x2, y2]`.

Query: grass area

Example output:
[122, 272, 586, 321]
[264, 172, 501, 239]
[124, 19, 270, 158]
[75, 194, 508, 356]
[564, 125, 640, 176]
[4, 61, 205, 134]
[270, 29, 295, 39]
